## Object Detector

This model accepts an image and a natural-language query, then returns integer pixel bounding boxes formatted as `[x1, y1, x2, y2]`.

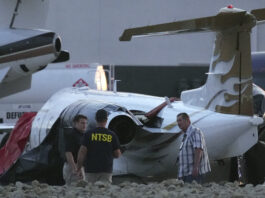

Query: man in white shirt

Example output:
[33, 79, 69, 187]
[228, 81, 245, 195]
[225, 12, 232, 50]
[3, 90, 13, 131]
[177, 112, 211, 183]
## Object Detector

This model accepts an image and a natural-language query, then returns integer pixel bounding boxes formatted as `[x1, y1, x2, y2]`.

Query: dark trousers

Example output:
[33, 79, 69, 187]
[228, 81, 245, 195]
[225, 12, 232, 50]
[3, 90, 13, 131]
[180, 174, 203, 184]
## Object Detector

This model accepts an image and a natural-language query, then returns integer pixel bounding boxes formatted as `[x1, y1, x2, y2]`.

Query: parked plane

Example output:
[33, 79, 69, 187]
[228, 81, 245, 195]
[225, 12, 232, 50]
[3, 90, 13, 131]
[0, 23, 71, 148]
[1, 5, 265, 185]
[0, 7, 71, 143]
[0, 1, 107, 130]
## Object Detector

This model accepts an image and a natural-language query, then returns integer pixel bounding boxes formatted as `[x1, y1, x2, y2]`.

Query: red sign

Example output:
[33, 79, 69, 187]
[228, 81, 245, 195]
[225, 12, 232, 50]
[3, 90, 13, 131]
[73, 78, 89, 87]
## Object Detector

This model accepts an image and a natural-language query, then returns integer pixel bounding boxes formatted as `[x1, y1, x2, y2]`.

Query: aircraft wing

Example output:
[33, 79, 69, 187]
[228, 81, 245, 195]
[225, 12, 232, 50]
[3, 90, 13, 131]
[251, 8, 265, 21]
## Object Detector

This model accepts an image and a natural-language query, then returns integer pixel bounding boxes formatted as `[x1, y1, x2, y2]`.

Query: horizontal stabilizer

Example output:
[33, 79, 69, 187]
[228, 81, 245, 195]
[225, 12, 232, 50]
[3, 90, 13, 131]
[120, 11, 246, 41]
[251, 8, 265, 21]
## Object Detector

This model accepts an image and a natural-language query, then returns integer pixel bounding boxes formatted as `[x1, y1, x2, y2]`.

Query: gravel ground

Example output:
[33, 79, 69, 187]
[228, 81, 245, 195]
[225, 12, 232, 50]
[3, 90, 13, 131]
[1, 179, 265, 198]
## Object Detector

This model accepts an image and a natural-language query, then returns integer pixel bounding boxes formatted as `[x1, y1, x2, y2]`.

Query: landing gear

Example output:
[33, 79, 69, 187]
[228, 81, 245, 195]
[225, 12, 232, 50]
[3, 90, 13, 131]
[237, 155, 246, 186]
[244, 121, 265, 185]
[229, 156, 246, 185]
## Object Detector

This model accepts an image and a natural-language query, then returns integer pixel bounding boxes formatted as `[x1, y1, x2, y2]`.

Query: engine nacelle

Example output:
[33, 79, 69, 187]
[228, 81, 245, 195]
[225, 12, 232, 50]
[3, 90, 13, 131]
[0, 30, 62, 83]
[58, 101, 139, 145]
[0, 28, 69, 98]
[108, 115, 137, 145]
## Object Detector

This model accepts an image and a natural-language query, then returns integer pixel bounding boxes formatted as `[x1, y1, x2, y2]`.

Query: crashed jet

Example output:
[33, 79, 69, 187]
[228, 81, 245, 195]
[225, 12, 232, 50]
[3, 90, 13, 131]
[1, 5, 265, 185]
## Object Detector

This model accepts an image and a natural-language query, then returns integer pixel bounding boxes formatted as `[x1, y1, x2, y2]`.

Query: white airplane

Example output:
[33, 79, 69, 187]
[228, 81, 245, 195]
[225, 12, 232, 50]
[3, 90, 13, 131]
[1, 5, 265, 184]
[0, 3, 108, 132]
[0, 25, 71, 145]
[0, 16, 72, 137]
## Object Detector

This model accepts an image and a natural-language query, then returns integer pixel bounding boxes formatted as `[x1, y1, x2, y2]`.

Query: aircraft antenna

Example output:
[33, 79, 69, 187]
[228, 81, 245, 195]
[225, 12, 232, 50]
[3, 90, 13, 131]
[9, 0, 21, 28]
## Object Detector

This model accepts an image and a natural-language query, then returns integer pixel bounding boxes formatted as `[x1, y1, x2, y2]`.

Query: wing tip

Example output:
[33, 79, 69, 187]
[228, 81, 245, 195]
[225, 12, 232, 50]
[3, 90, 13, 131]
[119, 30, 132, 41]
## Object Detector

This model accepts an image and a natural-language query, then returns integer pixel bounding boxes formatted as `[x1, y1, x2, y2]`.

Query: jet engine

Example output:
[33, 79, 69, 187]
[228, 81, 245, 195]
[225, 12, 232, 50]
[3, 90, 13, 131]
[0, 28, 69, 98]
[58, 100, 140, 149]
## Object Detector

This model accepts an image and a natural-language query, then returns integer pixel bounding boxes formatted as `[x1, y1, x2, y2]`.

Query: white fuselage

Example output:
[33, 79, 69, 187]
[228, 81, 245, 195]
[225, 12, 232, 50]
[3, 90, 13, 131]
[31, 87, 262, 161]
[28, 87, 262, 178]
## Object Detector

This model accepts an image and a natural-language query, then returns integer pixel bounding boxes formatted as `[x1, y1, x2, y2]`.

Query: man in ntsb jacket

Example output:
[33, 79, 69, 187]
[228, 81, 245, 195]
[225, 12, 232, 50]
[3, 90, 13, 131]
[77, 109, 121, 183]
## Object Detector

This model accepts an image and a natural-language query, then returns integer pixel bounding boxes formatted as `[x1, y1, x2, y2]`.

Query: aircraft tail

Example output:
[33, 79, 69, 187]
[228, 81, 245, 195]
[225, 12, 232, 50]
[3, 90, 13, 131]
[181, 25, 254, 116]
[119, 6, 265, 116]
